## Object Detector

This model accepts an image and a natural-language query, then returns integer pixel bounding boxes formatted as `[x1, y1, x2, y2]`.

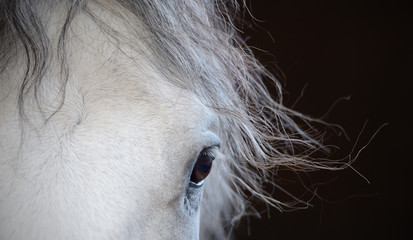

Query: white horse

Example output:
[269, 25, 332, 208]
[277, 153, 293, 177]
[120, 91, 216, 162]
[0, 0, 327, 239]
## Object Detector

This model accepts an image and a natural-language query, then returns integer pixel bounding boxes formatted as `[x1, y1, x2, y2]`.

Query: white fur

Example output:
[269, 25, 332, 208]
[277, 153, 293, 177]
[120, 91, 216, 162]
[0, 5, 222, 239]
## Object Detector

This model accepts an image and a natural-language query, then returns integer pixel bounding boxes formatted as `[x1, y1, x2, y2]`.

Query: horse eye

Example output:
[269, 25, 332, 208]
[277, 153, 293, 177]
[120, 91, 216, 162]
[190, 149, 216, 186]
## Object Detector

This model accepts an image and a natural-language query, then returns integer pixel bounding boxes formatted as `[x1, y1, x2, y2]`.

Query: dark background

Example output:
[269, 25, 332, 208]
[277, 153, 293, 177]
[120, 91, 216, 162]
[233, 1, 412, 239]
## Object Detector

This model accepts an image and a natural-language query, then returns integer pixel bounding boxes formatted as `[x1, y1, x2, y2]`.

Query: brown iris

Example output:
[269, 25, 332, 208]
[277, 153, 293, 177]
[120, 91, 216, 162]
[190, 150, 215, 184]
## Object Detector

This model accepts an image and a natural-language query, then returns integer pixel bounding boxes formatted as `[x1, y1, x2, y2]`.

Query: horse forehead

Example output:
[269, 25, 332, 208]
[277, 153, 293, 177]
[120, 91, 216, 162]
[64, 13, 218, 134]
[81, 63, 218, 140]
[150, 86, 217, 129]
[129, 80, 218, 136]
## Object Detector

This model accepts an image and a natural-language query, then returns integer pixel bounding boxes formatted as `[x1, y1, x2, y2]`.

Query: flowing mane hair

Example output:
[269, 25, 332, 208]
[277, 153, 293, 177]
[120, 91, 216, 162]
[1, 0, 339, 238]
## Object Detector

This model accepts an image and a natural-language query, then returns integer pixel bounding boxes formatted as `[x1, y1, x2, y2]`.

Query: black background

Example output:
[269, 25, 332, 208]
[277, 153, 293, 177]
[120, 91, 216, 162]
[233, 1, 412, 239]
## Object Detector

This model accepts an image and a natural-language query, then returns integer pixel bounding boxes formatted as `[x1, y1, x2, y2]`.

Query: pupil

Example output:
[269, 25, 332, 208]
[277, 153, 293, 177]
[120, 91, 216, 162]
[198, 164, 210, 173]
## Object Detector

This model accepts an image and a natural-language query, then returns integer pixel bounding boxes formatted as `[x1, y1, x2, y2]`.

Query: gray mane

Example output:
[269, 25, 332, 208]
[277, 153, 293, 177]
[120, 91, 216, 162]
[0, 0, 334, 238]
